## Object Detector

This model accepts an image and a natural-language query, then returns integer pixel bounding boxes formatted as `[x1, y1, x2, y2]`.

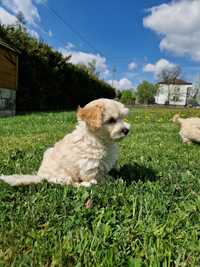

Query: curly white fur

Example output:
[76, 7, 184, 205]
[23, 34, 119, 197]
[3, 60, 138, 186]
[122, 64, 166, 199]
[172, 113, 200, 144]
[0, 99, 130, 187]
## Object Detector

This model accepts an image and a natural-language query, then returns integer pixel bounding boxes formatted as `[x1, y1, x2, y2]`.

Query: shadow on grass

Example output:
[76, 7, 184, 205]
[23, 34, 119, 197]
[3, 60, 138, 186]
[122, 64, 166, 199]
[109, 162, 158, 184]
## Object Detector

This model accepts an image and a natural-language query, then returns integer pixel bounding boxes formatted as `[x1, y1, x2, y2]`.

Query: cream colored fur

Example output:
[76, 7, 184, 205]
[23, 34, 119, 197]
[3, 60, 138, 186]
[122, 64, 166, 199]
[0, 99, 130, 187]
[172, 113, 200, 144]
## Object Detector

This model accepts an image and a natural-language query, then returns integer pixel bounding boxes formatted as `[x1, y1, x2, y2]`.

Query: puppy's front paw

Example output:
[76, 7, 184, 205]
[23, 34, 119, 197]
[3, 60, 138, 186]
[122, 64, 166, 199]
[77, 179, 97, 187]
[89, 179, 98, 185]
[182, 138, 192, 144]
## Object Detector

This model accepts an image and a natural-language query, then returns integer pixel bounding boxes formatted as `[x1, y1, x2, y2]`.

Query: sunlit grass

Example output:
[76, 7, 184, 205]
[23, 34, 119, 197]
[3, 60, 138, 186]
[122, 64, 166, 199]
[0, 107, 200, 266]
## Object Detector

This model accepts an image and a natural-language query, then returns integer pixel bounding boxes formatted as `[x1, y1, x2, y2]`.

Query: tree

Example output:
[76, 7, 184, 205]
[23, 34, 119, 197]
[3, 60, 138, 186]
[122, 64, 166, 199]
[16, 11, 26, 26]
[77, 60, 100, 78]
[192, 75, 200, 99]
[157, 65, 181, 104]
[120, 90, 136, 104]
[187, 75, 200, 106]
[136, 81, 158, 104]
[88, 60, 100, 77]
[116, 90, 122, 99]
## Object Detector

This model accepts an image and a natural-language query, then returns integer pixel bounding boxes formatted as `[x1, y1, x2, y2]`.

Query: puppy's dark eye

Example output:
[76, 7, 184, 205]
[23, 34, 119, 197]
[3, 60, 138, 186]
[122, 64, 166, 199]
[108, 117, 116, 123]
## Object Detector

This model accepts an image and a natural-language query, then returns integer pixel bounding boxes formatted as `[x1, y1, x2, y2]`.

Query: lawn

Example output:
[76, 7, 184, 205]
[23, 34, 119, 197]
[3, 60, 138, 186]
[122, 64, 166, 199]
[0, 107, 200, 267]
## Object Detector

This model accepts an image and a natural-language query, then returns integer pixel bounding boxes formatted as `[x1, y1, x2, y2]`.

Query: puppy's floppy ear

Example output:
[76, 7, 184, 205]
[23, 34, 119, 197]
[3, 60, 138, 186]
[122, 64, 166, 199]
[77, 104, 104, 130]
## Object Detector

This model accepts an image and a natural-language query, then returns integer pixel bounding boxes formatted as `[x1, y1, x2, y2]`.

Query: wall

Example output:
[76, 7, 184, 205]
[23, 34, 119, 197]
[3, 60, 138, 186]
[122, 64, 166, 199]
[0, 88, 16, 116]
[155, 84, 192, 106]
[0, 46, 17, 116]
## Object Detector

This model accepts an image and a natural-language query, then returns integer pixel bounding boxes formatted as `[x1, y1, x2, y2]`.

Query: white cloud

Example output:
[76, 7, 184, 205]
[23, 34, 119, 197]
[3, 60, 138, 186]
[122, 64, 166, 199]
[27, 28, 39, 39]
[143, 58, 178, 79]
[143, 0, 200, 61]
[0, 6, 40, 40]
[107, 78, 134, 90]
[102, 69, 110, 77]
[128, 62, 137, 70]
[48, 29, 53, 37]
[34, 0, 47, 4]
[0, 0, 46, 41]
[0, 7, 17, 25]
[59, 47, 109, 76]
[1, 0, 40, 26]
[65, 42, 75, 50]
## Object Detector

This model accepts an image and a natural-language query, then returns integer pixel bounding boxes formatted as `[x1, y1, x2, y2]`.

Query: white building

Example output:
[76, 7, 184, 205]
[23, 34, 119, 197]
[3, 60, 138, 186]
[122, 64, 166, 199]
[155, 79, 193, 106]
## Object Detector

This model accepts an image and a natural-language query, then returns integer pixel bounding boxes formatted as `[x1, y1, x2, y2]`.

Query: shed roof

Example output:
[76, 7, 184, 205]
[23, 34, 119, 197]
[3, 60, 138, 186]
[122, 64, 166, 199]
[0, 38, 20, 54]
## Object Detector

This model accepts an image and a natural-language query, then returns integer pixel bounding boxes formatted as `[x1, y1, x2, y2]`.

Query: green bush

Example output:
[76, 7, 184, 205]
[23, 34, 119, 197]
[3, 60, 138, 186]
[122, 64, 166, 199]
[0, 24, 115, 111]
[187, 97, 199, 107]
[136, 81, 158, 104]
[120, 90, 136, 104]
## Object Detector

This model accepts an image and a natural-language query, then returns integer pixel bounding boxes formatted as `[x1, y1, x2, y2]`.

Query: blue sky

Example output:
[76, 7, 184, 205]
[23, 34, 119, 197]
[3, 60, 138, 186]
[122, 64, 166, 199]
[1, 0, 200, 90]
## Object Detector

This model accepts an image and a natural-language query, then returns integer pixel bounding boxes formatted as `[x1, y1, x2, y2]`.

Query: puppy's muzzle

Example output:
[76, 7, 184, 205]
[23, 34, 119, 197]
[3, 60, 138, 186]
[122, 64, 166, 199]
[122, 128, 129, 136]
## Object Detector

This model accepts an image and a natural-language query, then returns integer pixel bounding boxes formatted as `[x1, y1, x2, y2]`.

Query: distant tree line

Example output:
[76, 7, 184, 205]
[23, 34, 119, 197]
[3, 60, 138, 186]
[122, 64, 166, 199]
[0, 24, 115, 111]
[118, 81, 159, 105]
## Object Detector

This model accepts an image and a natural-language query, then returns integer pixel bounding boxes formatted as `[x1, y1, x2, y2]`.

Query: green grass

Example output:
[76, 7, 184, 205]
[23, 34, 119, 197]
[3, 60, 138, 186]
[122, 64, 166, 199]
[1, 107, 200, 267]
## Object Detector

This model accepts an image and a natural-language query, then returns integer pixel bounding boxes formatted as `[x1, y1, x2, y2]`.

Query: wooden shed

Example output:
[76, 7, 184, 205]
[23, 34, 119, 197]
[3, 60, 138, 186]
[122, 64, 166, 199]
[0, 39, 19, 116]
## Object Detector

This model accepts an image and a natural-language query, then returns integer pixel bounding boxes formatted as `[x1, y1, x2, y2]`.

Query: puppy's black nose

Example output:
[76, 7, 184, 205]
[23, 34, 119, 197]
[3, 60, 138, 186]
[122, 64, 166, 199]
[122, 128, 129, 135]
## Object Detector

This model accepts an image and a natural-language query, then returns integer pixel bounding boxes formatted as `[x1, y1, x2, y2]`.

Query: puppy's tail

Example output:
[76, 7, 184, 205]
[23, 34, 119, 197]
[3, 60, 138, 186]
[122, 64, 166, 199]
[0, 175, 43, 186]
[172, 113, 184, 124]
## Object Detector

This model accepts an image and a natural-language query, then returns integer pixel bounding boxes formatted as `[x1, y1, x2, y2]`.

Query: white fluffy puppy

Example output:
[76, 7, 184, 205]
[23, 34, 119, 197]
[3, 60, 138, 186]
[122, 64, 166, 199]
[172, 113, 200, 144]
[1, 98, 130, 187]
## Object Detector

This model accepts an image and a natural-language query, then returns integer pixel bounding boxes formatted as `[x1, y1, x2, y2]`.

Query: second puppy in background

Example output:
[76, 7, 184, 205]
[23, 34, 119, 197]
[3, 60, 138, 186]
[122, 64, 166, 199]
[172, 113, 200, 144]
